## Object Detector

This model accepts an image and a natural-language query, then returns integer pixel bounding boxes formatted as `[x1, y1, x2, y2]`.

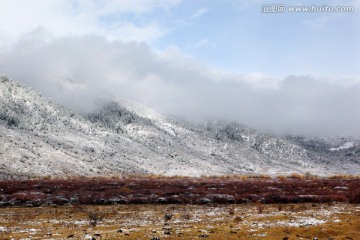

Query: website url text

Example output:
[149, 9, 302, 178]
[261, 5, 355, 13]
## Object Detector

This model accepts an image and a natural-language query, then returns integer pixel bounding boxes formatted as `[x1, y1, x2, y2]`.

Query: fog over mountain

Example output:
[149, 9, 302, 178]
[1, 29, 359, 137]
[1, 75, 360, 178]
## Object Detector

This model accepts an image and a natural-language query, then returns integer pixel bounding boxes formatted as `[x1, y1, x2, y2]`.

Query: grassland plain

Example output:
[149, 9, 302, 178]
[0, 175, 359, 239]
[0, 204, 360, 239]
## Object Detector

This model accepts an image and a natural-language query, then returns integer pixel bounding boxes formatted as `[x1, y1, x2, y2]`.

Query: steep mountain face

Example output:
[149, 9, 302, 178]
[0, 76, 359, 178]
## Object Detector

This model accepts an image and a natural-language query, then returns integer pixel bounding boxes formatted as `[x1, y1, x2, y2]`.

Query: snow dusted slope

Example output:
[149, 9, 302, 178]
[84, 99, 360, 175]
[0, 76, 174, 178]
[286, 136, 360, 174]
[0, 76, 359, 178]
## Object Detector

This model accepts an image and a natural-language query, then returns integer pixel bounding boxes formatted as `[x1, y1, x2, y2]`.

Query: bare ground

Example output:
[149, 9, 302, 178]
[0, 203, 360, 239]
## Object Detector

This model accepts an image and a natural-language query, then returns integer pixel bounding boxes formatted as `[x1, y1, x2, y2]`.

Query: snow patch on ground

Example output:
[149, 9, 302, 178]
[276, 217, 326, 227]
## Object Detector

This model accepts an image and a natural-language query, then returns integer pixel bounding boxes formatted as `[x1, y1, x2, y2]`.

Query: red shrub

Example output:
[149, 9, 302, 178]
[349, 181, 360, 204]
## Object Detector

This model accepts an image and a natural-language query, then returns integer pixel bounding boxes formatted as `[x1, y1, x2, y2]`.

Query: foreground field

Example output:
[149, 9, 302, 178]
[0, 204, 360, 239]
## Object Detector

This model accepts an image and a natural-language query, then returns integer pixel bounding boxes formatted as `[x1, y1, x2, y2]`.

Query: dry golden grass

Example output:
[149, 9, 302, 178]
[25, 173, 360, 182]
[329, 174, 360, 180]
[0, 204, 359, 239]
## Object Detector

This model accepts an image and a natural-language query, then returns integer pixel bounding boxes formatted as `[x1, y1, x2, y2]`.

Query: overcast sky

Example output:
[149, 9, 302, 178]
[0, 0, 359, 137]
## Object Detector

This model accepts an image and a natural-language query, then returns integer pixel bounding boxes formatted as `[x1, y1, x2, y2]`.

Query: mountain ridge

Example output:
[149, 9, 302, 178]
[0, 75, 359, 179]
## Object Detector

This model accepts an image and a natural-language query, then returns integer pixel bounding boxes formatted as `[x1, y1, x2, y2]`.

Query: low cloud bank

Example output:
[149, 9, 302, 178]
[1, 30, 359, 137]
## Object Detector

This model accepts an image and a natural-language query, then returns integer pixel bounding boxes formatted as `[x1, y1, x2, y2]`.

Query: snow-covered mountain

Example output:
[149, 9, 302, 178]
[0, 75, 359, 179]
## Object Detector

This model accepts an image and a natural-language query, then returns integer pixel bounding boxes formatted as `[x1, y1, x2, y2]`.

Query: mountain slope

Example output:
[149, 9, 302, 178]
[0, 76, 170, 178]
[0, 75, 359, 178]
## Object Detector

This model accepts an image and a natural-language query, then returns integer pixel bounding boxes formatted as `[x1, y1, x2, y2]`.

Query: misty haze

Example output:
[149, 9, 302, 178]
[1, 31, 360, 137]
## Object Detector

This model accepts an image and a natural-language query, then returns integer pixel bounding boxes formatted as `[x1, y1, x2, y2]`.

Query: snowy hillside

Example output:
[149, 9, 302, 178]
[0, 76, 359, 178]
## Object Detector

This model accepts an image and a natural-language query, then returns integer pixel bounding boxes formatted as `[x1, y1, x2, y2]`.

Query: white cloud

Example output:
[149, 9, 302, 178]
[1, 33, 360, 137]
[0, 0, 181, 45]
[96, 0, 182, 15]
[191, 8, 208, 19]
[301, 0, 359, 30]
[191, 38, 217, 49]
[302, 17, 330, 29]
[235, 72, 281, 89]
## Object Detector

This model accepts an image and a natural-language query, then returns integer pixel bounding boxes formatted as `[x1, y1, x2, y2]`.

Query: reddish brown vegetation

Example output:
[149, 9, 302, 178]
[0, 177, 359, 206]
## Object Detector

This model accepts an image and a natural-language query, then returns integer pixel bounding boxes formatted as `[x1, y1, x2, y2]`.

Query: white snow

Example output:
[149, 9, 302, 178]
[278, 217, 326, 227]
[329, 142, 355, 151]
